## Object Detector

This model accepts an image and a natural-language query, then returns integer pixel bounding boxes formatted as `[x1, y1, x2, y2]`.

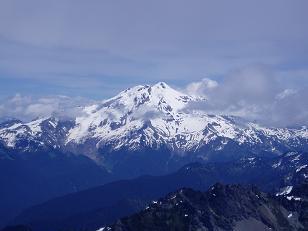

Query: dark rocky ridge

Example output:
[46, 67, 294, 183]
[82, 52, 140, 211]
[109, 183, 308, 231]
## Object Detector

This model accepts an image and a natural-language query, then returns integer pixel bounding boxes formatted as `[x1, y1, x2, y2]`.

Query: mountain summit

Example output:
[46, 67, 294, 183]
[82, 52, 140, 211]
[66, 82, 204, 149]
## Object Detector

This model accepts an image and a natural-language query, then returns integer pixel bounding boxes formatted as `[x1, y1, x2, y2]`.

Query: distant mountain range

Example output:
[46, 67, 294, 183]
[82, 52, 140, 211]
[0, 150, 111, 228]
[11, 151, 308, 231]
[1, 82, 308, 229]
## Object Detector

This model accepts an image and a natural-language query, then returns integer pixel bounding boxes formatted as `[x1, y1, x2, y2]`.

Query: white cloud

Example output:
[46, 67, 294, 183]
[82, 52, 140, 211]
[0, 94, 93, 121]
[185, 78, 218, 96]
[185, 65, 308, 127]
[275, 89, 298, 100]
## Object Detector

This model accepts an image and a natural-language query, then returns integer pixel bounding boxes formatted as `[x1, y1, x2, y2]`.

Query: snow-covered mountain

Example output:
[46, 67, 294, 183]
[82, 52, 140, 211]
[1, 82, 308, 163]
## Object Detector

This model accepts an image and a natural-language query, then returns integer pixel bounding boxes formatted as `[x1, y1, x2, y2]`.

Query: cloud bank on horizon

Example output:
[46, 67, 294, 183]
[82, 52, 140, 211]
[185, 66, 308, 127]
[0, 94, 92, 122]
[0, 0, 307, 126]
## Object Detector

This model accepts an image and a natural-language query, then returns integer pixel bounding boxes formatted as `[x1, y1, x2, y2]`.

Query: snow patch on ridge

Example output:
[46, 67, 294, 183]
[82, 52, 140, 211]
[276, 186, 293, 196]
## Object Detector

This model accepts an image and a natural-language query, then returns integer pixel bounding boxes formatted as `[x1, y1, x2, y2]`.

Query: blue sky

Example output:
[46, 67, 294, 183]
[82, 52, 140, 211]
[0, 0, 308, 126]
[1, 0, 307, 99]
